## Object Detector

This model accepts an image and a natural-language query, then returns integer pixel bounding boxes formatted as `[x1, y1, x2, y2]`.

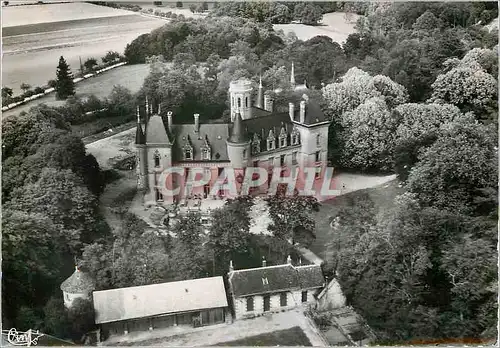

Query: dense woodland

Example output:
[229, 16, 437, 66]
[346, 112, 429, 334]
[2, 1, 498, 344]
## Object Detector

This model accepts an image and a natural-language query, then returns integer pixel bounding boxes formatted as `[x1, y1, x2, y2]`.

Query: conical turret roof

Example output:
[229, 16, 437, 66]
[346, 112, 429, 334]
[60, 266, 96, 293]
[228, 111, 248, 143]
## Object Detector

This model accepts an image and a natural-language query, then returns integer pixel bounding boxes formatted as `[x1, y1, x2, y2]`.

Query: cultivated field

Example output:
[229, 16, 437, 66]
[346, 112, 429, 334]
[2, 2, 166, 94]
[274, 12, 358, 44]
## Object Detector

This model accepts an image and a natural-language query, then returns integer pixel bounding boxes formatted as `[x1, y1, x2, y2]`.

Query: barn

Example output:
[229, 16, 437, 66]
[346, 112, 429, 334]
[93, 276, 229, 336]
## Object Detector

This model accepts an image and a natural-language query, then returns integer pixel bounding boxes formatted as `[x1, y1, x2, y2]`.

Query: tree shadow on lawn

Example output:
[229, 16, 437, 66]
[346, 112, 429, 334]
[309, 179, 404, 258]
[215, 326, 312, 346]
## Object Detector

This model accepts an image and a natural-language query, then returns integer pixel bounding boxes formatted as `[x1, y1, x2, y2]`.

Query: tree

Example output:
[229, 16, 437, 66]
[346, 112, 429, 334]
[170, 212, 206, 280]
[412, 10, 443, 31]
[67, 298, 95, 342]
[340, 97, 399, 171]
[55, 56, 75, 100]
[101, 51, 121, 64]
[43, 297, 70, 338]
[107, 85, 135, 117]
[293, 3, 323, 25]
[176, 1, 182, 8]
[83, 57, 98, 72]
[20, 82, 31, 94]
[2, 86, 13, 104]
[406, 115, 498, 213]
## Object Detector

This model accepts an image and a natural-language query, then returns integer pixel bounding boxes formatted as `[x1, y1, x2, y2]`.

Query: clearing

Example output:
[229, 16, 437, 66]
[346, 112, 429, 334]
[274, 12, 359, 44]
[309, 178, 405, 259]
[2, 2, 165, 94]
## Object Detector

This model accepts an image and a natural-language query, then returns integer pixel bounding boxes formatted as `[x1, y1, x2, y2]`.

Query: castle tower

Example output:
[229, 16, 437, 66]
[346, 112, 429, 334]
[60, 266, 96, 309]
[229, 79, 253, 121]
[144, 105, 173, 207]
[135, 106, 148, 190]
[226, 111, 250, 168]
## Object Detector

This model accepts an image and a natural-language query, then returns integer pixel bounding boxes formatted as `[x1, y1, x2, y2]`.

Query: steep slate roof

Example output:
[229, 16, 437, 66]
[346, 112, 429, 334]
[228, 112, 248, 143]
[93, 276, 228, 324]
[171, 123, 230, 162]
[229, 264, 325, 298]
[296, 265, 326, 289]
[146, 115, 171, 144]
[288, 93, 328, 126]
[60, 267, 96, 294]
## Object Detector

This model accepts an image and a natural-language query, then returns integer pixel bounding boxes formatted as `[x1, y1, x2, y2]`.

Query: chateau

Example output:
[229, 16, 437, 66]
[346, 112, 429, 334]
[135, 65, 331, 208]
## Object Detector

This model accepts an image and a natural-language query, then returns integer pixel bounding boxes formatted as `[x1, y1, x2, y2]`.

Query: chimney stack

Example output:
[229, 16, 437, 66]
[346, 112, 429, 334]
[167, 111, 173, 133]
[194, 113, 200, 133]
[264, 94, 273, 112]
[299, 100, 306, 123]
[262, 257, 267, 267]
[287, 255, 292, 264]
[229, 260, 234, 273]
[289, 103, 295, 121]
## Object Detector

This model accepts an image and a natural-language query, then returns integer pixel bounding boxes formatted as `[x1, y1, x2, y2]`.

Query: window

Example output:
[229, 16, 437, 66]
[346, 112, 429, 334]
[279, 137, 286, 148]
[267, 139, 275, 151]
[291, 129, 300, 145]
[315, 166, 321, 180]
[155, 189, 163, 201]
[292, 152, 297, 165]
[268, 157, 274, 167]
[185, 148, 193, 160]
[252, 142, 260, 154]
[153, 152, 161, 167]
[203, 184, 210, 198]
[202, 148, 211, 160]
[316, 134, 321, 147]
[65, 293, 70, 301]
[263, 295, 270, 312]
[243, 149, 247, 158]
[301, 291, 308, 303]
[280, 155, 285, 166]
[253, 160, 259, 167]
[246, 297, 254, 312]
[238, 98, 241, 108]
[245, 97, 248, 108]
[315, 151, 321, 162]
[280, 292, 287, 307]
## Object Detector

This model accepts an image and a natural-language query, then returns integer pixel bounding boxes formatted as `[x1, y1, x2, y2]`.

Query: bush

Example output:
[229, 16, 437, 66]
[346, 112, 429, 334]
[47, 79, 57, 88]
[34, 87, 45, 94]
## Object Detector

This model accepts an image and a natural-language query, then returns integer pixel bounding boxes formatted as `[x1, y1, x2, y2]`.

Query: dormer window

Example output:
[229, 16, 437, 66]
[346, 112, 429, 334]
[291, 128, 300, 145]
[202, 148, 211, 160]
[262, 277, 269, 285]
[185, 149, 193, 160]
[267, 131, 276, 151]
[153, 151, 161, 167]
[252, 134, 260, 154]
[279, 128, 286, 147]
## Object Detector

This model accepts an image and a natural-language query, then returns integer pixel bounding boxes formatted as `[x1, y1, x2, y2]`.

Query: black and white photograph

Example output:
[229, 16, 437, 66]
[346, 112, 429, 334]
[1, 0, 498, 346]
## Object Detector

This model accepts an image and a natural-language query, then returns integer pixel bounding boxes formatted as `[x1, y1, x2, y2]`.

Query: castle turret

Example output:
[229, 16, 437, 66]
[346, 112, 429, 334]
[229, 79, 253, 121]
[135, 106, 148, 190]
[60, 266, 96, 309]
[227, 111, 250, 168]
[255, 76, 264, 109]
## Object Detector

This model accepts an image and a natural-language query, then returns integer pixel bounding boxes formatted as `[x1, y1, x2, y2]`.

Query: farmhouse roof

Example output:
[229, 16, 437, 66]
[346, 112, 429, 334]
[93, 276, 228, 324]
[228, 263, 325, 298]
[60, 266, 96, 294]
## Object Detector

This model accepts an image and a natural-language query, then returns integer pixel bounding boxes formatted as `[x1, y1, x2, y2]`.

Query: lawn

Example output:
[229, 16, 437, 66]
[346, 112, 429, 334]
[309, 178, 405, 259]
[274, 12, 358, 44]
[217, 326, 312, 346]
[3, 64, 150, 119]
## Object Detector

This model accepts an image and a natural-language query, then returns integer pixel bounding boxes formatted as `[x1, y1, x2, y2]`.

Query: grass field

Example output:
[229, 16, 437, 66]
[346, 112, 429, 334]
[274, 12, 358, 44]
[2, 64, 150, 119]
[309, 179, 405, 259]
[2, 2, 166, 94]
[217, 326, 312, 346]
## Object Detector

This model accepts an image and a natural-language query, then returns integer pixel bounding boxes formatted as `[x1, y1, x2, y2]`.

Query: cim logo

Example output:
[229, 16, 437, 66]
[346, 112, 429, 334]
[3, 329, 44, 346]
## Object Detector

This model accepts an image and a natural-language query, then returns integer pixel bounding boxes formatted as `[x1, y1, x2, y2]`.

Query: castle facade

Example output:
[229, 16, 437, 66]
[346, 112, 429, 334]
[135, 66, 331, 208]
